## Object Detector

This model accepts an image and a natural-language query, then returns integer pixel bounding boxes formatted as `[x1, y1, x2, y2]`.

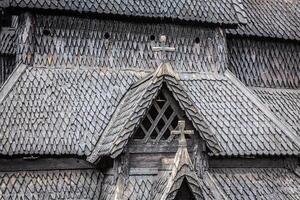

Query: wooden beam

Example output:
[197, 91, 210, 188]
[0, 158, 94, 172]
[209, 157, 298, 168]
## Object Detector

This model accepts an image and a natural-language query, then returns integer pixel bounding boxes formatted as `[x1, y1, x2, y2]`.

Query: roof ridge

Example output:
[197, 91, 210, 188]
[0, 63, 26, 105]
[225, 70, 300, 149]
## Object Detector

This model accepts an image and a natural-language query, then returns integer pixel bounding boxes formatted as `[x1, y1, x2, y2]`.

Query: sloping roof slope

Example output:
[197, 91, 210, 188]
[227, 38, 300, 89]
[227, 0, 300, 40]
[210, 168, 300, 199]
[0, 66, 145, 156]
[0, 29, 15, 55]
[3, 0, 246, 25]
[180, 72, 300, 156]
[1, 65, 299, 158]
[0, 169, 103, 199]
[253, 88, 300, 136]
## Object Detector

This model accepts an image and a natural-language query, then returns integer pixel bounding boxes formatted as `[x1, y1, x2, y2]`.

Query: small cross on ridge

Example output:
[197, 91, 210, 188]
[151, 35, 176, 61]
[171, 120, 194, 147]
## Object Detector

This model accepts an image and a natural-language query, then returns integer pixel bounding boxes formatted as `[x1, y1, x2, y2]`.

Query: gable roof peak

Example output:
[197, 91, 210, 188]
[87, 66, 221, 163]
[153, 138, 203, 200]
[155, 62, 180, 80]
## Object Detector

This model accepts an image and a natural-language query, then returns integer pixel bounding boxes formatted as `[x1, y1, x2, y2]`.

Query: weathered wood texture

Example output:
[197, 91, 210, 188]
[31, 15, 227, 73]
[15, 13, 35, 66]
[210, 168, 300, 200]
[227, 0, 300, 41]
[228, 37, 300, 88]
[0, 169, 103, 199]
[2, 0, 246, 25]
[209, 157, 298, 168]
[0, 157, 94, 172]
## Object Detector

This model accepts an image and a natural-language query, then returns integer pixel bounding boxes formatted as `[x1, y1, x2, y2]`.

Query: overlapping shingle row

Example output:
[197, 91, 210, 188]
[227, 0, 300, 40]
[123, 176, 155, 200]
[0, 67, 145, 156]
[0, 29, 15, 55]
[1, 66, 299, 157]
[180, 72, 300, 156]
[4, 0, 246, 25]
[210, 168, 300, 199]
[32, 15, 227, 73]
[0, 169, 103, 200]
[227, 38, 300, 89]
[253, 88, 300, 136]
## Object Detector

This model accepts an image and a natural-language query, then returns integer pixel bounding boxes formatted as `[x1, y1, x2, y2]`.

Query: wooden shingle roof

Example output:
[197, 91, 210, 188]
[227, 0, 300, 40]
[2, 0, 246, 25]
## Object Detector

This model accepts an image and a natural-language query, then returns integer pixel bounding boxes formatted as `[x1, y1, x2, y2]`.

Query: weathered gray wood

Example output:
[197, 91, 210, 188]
[129, 168, 159, 175]
[0, 158, 94, 172]
[129, 140, 196, 153]
[209, 157, 299, 168]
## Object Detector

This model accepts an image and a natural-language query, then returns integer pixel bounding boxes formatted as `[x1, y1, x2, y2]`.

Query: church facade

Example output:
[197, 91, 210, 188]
[0, 0, 299, 199]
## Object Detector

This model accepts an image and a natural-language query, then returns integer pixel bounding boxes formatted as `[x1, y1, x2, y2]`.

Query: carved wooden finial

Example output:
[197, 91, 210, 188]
[151, 35, 175, 62]
[171, 120, 194, 147]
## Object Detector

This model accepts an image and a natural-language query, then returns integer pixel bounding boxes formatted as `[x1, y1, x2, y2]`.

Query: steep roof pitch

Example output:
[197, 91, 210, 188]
[0, 65, 146, 156]
[227, 0, 300, 40]
[1, 63, 299, 158]
[210, 168, 300, 199]
[2, 0, 246, 25]
[253, 88, 300, 136]
[151, 143, 205, 200]
[0, 29, 16, 55]
[88, 63, 221, 162]
[180, 71, 300, 156]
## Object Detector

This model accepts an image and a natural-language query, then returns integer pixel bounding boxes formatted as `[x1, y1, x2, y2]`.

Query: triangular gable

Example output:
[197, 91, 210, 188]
[88, 63, 221, 163]
[151, 139, 204, 200]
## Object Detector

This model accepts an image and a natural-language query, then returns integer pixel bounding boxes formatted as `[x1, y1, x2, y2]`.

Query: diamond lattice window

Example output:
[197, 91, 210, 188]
[133, 88, 186, 143]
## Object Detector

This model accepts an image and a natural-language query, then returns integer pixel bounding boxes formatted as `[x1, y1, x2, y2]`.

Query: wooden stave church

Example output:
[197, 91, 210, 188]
[0, 0, 299, 199]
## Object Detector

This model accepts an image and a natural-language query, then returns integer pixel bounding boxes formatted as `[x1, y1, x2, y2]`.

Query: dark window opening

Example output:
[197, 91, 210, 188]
[43, 29, 51, 36]
[165, 106, 173, 119]
[161, 129, 170, 140]
[133, 88, 194, 142]
[150, 35, 155, 41]
[143, 117, 151, 130]
[104, 32, 110, 39]
[195, 37, 200, 44]
[1, 15, 12, 27]
[150, 129, 158, 139]
[174, 178, 196, 200]
[134, 127, 145, 139]
[149, 106, 158, 120]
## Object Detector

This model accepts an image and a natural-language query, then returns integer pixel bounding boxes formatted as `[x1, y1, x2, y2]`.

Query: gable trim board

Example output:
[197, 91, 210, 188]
[225, 70, 300, 148]
[0, 63, 26, 104]
[88, 63, 222, 163]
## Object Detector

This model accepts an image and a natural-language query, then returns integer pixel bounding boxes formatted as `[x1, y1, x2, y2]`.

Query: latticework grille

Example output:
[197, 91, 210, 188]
[133, 88, 184, 143]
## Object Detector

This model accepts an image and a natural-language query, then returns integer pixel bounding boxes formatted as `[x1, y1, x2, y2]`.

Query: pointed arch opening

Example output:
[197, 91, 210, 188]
[174, 178, 197, 200]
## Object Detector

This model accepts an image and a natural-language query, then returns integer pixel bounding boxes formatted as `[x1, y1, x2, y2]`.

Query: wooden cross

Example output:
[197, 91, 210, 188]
[171, 120, 194, 147]
[151, 35, 176, 61]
